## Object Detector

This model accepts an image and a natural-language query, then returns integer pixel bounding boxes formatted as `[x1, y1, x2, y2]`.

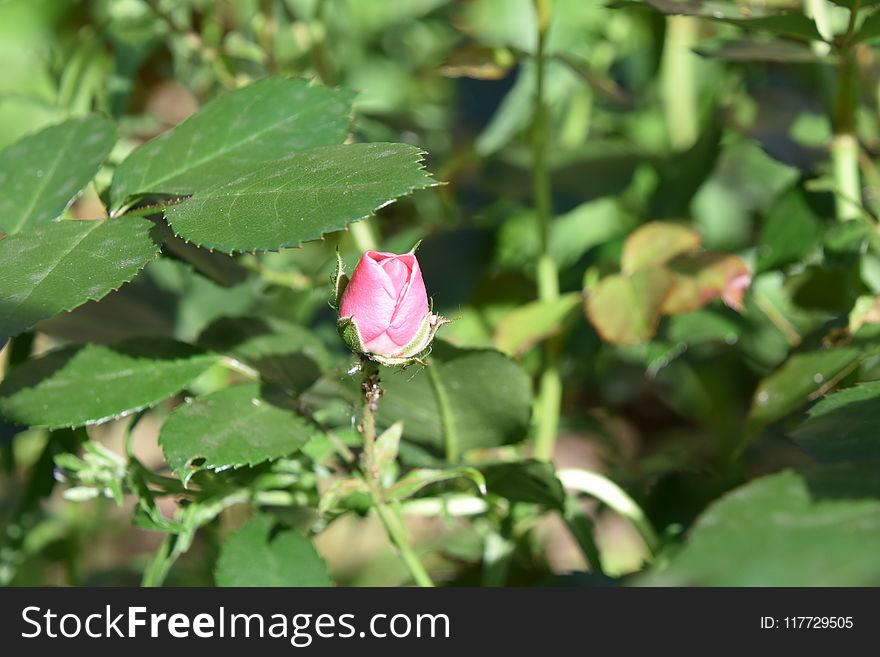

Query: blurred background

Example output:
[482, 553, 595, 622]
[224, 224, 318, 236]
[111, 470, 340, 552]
[2, 0, 879, 586]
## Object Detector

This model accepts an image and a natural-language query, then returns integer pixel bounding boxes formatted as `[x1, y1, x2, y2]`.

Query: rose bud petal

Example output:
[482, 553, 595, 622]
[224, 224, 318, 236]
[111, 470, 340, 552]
[337, 250, 445, 365]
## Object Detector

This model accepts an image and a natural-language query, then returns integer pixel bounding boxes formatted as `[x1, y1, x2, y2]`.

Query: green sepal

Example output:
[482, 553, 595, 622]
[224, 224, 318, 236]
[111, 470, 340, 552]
[337, 316, 365, 355]
[331, 249, 349, 310]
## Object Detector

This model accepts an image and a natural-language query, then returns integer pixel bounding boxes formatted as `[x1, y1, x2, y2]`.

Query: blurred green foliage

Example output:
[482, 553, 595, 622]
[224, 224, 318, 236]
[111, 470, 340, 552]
[2, 0, 880, 587]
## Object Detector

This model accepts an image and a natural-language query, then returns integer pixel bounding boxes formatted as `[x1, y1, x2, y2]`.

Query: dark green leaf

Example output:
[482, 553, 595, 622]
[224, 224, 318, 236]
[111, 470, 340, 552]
[198, 316, 334, 394]
[792, 382, 880, 463]
[643, 471, 880, 585]
[856, 9, 880, 42]
[0, 218, 162, 341]
[748, 348, 862, 427]
[0, 116, 116, 234]
[0, 339, 218, 429]
[697, 40, 830, 64]
[159, 382, 316, 484]
[215, 514, 331, 587]
[165, 143, 436, 253]
[757, 187, 822, 272]
[386, 466, 487, 501]
[378, 343, 532, 453]
[111, 79, 354, 208]
[481, 459, 566, 510]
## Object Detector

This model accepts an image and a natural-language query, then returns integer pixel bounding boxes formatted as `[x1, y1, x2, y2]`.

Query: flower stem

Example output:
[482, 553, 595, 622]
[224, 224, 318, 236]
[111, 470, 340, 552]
[531, 1, 563, 462]
[426, 360, 460, 462]
[360, 360, 435, 587]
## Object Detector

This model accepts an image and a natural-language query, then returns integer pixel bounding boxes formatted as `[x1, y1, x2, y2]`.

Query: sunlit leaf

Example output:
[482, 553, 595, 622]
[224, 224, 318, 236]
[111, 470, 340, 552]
[111, 79, 354, 208]
[0, 218, 161, 341]
[165, 143, 436, 252]
[0, 339, 218, 429]
[0, 116, 115, 234]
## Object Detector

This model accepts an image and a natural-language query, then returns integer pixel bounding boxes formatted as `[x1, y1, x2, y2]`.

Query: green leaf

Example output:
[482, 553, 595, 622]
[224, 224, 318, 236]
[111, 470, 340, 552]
[696, 40, 831, 64]
[586, 269, 675, 345]
[165, 143, 436, 253]
[643, 471, 880, 585]
[830, 0, 880, 9]
[613, 1, 823, 42]
[802, 463, 880, 500]
[757, 187, 822, 272]
[856, 9, 880, 42]
[494, 292, 582, 356]
[377, 342, 532, 453]
[621, 222, 701, 274]
[215, 514, 331, 587]
[481, 459, 566, 510]
[198, 316, 333, 394]
[0, 339, 219, 429]
[111, 79, 354, 208]
[159, 382, 316, 484]
[318, 478, 371, 516]
[0, 218, 162, 340]
[374, 421, 404, 474]
[748, 348, 862, 427]
[792, 382, 880, 463]
[386, 466, 487, 501]
[0, 116, 116, 234]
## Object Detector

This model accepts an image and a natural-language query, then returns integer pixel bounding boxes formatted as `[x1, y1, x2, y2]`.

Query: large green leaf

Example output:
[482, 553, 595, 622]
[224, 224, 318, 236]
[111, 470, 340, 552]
[0, 218, 162, 340]
[0, 116, 116, 234]
[643, 471, 880, 586]
[215, 514, 331, 587]
[481, 459, 566, 510]
[165, 143, 436, 252]
[159, 382, 316, 484]
[747, 348, 862, 427]
[110, 79, 354, 208]
[757, 187, 822, 273]
[378, 343, 532, 453]
[0, 339, 219, 429]
[792, 382, 880, 463]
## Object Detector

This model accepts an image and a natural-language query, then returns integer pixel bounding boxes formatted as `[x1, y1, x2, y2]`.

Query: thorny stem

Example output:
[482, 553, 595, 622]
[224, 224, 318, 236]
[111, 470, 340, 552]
[531, 0, 563, 462]
[359, 359, 434, 587]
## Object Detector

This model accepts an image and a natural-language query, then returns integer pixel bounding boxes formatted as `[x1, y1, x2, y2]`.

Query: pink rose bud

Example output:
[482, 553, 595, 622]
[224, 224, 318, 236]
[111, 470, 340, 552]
[336, 250, 444, 365]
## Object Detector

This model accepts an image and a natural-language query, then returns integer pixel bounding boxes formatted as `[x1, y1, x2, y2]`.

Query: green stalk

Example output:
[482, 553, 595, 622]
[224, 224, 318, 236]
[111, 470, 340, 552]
[531, 0, 563, 462]
[660, 14, 699, 151]
[349, 220, 379, 253]
[426, 360, 460, 462]
[833, 4, 862, 221]
[360, 361, 434, 587]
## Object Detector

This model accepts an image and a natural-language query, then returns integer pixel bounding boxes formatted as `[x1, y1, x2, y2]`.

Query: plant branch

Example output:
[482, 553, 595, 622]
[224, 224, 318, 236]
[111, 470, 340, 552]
[531, 0, 563, 462]
[360, 359, 434, 587]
